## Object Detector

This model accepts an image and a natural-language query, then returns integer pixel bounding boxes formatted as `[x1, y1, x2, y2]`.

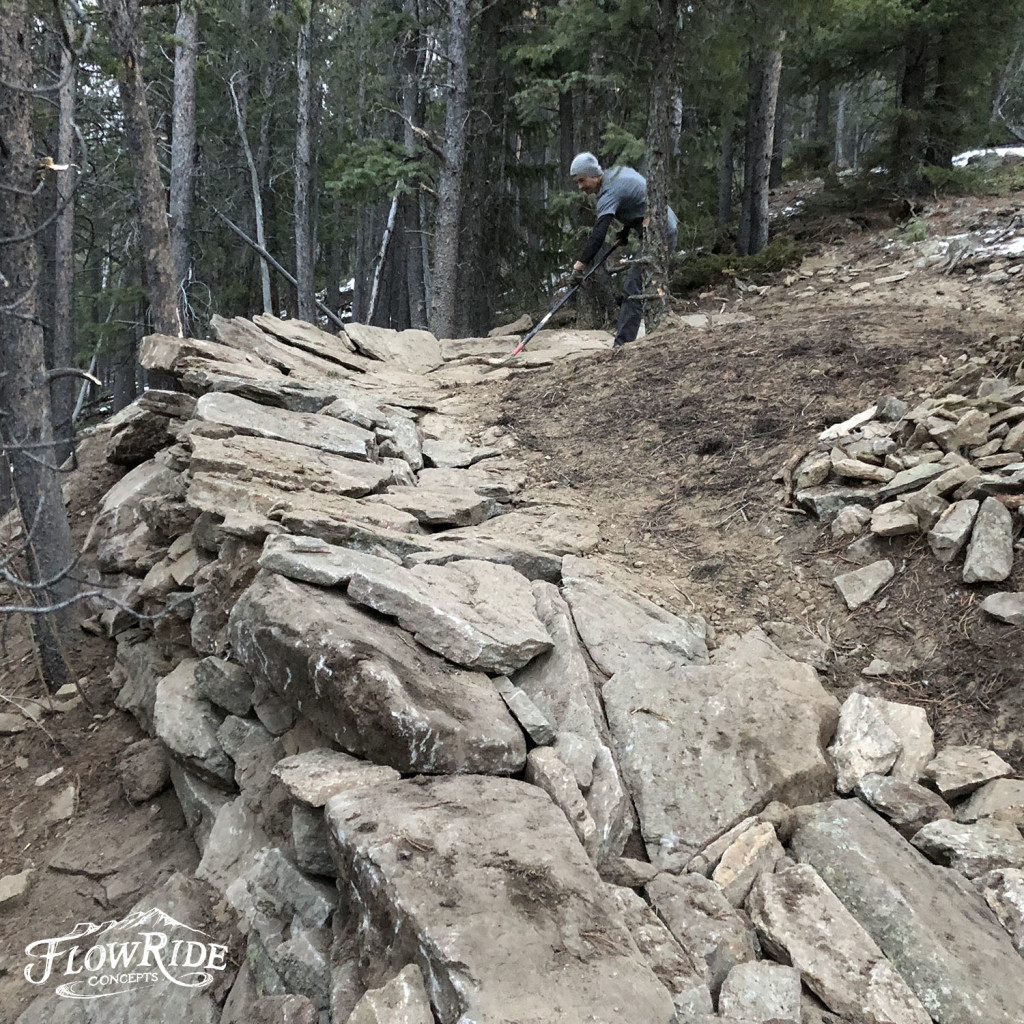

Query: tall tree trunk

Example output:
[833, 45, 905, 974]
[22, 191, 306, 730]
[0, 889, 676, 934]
[104, 0, 181, 337]
[401, 1, 428, 328]
[51, 23, 77, 464]
[892, 37, 930, 192]
[294, 0, 316, 322]
[170, 0, 198, 328]
[769, 93, 787, 188]
[717, 117, 735, 241]
[559, 88, 575, 179]
[835, 83, 849, 168]
[0, 0, 78, 693]
[230, 71, 273, 314]
[429, 0, 471, 339]
[738, 37, 784, 257]
[642, 0, 679, 326]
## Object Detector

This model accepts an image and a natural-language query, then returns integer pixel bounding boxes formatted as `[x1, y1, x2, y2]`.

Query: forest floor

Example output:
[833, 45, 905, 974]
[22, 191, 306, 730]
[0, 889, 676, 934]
[1, 179, 1023, 1022]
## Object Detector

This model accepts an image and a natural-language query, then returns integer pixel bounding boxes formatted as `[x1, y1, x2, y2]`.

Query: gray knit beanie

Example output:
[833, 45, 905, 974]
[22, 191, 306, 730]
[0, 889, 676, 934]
[570, 151, 603, 178]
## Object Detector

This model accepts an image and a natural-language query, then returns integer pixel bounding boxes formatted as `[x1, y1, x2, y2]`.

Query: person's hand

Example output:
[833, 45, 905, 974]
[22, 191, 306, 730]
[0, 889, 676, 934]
[567, 264, 586, 286]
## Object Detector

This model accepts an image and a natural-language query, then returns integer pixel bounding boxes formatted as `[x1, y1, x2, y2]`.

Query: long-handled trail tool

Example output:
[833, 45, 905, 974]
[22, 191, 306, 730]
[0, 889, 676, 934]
[483, 239, 622, 372]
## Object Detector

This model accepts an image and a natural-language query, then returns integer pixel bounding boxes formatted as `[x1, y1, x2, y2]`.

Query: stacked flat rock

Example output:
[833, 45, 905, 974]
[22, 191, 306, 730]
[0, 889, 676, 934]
[793, 385, 1024, 586]
[53, 313, 1024, 1024]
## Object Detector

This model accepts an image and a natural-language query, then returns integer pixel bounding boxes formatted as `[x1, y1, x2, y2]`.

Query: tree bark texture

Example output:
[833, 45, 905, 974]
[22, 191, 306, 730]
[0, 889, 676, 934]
[402, 0, 428, 329]
[892, 37, 930, 192]
[430, 0, 471, 339]
[51, 25, 77, 464]
[0, 0, 78, 692]
[294, 1, 317, 322]
[170, 0, 199, 327]
[230, 70, 273, 314]
[642, 0, 679, 323]
[738, 38, 783, 256]
[717, 118, 735, 240]
[104, 0, 181, 338]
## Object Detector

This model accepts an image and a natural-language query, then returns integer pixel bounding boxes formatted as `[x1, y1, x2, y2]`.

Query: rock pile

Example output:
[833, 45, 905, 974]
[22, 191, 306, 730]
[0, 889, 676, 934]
[13, 315, 1024, 1024]
[790, 382, 1024, 614]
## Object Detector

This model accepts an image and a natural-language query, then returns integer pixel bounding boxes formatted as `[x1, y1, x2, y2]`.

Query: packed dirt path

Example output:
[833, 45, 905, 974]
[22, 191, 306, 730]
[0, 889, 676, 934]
[470, 188, 1024, 765]
[1, 185, 1023, 1022]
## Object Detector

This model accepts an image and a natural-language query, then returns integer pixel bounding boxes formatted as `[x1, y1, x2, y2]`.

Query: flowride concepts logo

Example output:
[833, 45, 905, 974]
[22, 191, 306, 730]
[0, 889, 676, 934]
[23, 907, 229, 1000]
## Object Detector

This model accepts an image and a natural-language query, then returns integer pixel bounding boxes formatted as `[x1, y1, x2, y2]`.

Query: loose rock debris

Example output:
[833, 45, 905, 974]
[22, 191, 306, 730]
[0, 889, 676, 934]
[789, 378, 1024, 616]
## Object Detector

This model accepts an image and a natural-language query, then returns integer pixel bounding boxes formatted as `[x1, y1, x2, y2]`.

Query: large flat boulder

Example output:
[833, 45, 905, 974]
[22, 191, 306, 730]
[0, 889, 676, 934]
[259, 534, 400, 587]
[747, 864, 930, 1024]
[604, 658, 838, 870]
[253, 313, 357, 357]
[512, 581, 633, 861]
[403, 534, 563, 583]
[195, 392, 376, 460]
[343, 323, 442, 372]
[561, 557, 708, 677]
[346, 559, 552, 674]
[440, 510, 600, 557]
[325, 775, 677, 1024]
[188, 434, 391, 499]
[229, 571, 526, 775]
[140, 331, 271, 377]
[210, 314, 354, 381]
[365, 485, 495, 528]
[417, 465, 526, 501]
[790, 798, 1024, 1024]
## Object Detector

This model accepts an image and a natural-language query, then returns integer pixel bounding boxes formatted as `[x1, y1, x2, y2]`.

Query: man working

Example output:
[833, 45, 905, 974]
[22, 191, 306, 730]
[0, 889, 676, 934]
[569, 151, 678, 347]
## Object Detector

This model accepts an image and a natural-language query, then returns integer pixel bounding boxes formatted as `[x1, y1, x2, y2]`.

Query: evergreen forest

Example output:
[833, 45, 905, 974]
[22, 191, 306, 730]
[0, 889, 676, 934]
[4, 0, 1024, 424]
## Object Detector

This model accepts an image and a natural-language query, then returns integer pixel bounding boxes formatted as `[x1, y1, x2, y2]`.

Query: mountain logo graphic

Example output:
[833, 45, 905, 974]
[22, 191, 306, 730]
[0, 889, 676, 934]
[23, 906, 229, 1000]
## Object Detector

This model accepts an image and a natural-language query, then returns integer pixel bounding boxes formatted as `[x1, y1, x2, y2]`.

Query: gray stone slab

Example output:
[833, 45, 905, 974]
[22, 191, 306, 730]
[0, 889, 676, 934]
[421, 438, 501, 468]
[188, 433, 391, 500]
[790, 798, 1024, 1024]
[718, 961, 802, 1024]
[272, 749, 400, 807]
[252, 313, 357, 357]
[417, 465, 526, 501]
[956, 778, 1024, 825]
[343, 322, 442, 371]
[561, 558, 708, 677]
[645, 872, 757, 999]
[229, 571, 526, 775]
[747, 863, 931, 1024]
[196, 392, 376, 460]
[153, 660, 234, 787]
[346, 558, 552, 675]
[911, 818, 1024, 878]
[366, 485, 495, 528]
[346, 964, 434, 1024]
[963, 496, 1014, 582]
[854, 773, 953, 838]
[260, 533, 400, 587]
[827, 692, 901, 793]
[923, 744, 1013, 799]
[325, 775, 677, 1024]
[928, 499, 979, 563]
[604, 658, 838, 869]
[976, 868, 1024, 952]
[979, 592, 1024, 624]
[833, 559, 894, 610]
[603, 884, 712, 1017]
[403, 534, 563, 583]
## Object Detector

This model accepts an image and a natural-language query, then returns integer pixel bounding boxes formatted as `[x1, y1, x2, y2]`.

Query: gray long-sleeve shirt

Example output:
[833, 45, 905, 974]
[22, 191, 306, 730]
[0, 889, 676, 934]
[579, 165, 679, 264]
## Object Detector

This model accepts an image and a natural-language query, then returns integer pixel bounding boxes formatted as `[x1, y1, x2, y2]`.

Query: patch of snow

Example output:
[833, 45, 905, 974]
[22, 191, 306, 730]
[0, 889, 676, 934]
[952, 145, 1024, 167]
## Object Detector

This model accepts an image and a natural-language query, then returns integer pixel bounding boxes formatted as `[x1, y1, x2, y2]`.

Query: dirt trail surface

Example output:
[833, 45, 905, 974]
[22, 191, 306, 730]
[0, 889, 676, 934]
[477, 190, 1024, 764]
[0, 186, 1022, 1022]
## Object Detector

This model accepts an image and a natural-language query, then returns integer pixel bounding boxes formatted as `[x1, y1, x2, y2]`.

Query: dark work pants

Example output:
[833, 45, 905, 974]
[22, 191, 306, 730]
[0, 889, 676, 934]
[612, 224, 678, 348]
